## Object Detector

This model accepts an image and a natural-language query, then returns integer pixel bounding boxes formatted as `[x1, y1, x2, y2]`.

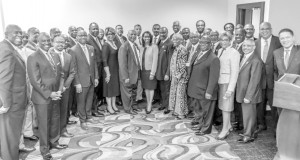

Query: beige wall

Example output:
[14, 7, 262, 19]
[269, 0, 300, 42]
[1, 0, 228, 36]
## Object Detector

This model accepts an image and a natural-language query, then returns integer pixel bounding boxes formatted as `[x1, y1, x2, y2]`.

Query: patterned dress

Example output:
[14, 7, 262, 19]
[168, 44, 189, 117]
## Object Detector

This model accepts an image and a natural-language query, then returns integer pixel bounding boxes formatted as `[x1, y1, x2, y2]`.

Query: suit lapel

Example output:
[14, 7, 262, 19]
[194, 50, 211, 65]
[89, 35, 101, 51]
[266, 36, 275, 63]
[5, 40, 26, 65]
[240, 53, 254, 71]
[127, 42, 138, 66]
[278, 48, 286, 71]
[77, 44, 90, 66]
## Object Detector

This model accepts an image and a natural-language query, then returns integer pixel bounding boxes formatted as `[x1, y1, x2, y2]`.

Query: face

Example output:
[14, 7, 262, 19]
[116, 25, 123, 36]
[225, 24, 234, 33]
[62, 36, 70, 49]
[220, 36, 231, 48]
[152, 25, 160, 37]
[190, 35, 199, 45]
[173, 22, 180, 33]
[6, 26, 22, 46]
[199, 39, 211, 51]
[181, 29, 190, 40]
[106, 31, 116, 41]
[134, 26, 142, 36]
[196, 21, 205, 33]
[259, 23, 272, 39]
[203, 28, 212, 36]
[39, 35, 51, 51]
[53, 37, 65, 51]
[99, 29, 104, 39]
[127, 30, 137, 42]
[235, 29, 245, 44]
[210, 32, 219, 42]
[30, 28, 40, 43]
[244, 24, 255, 38]
[22, 33, 28, 46]
[89, 24, 99, 37]
[51, 28, 61, 39]
[76, 31, 88, 45]
[68, 27, 77, 39]
[159, 28, 168, 40]
[279, 31, 295, 49]
[172, 37, 182, 47]
[143, 33, 151, 44]
[242, 41, 256, 54]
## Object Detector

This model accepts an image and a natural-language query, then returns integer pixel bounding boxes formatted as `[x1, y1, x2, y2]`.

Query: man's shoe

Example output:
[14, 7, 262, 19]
[152, 99, 159, 105]
[80, 123, 89, 130]
[67, 120, 77, 125]
[86, 118, 99, 124]
[42, 153, 53, 160]
[97, 100, 103, 107]
[72, 112, 79, 117]
[116, 101, 123, 106]
[51, 144, 68, 149]
[164, 110, 170, 114]
[213, 121, 222, 126]
[24, 135, 39, 141]
[158, 106, 165, 111]
[19, 146, 36, 152]
[61, 132, 74, 138]
[124, 110, 138, 115]
[136, 99, 145, 104]
[191, 121, 199, 126]
[133, 108, 142, 112]
[92, 112, 104, 117]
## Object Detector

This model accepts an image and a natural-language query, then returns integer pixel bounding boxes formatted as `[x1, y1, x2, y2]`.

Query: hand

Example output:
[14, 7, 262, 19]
[186, 62, 190, 67]
[50, 92, 62, 100]
[164, 75, 169, 81]
[105, 75, 110, 83]
[95, 79, 99, 87]
[223, 91, 233, 99]
[0, 106, 9, 114]
[243, 98, 250, 103]
[205, 93, 212, 99]
[125, 79, 130, 84]
[75, 84, 82, 93]
[62, 87, 66, 93]
[149, 75, 154, 80]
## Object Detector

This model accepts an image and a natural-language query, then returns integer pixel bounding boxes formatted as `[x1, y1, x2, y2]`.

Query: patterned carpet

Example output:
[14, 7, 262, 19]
[22, 109, 240, 160]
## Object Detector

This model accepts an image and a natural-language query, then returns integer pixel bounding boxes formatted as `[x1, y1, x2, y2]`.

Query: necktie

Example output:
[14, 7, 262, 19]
[240, 56, 246, 69]
[133, 43, 141, 69]
[46, 52, 56, 71]
[96, 38, 102, 50]
[138, 37, 142, 45]
[59, 52, 64, 67]
[262, 40, 268, 62]
[284, 50, 290, 69]
[154, 37, 157, 44]
[188, 46, 195, 63]
[82, 46, 90, 65]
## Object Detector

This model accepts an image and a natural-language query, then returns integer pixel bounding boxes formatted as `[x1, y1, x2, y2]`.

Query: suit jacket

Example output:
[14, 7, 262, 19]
[114, 35, 127, 49]
[27, 48, 64, 104]
[255, 35, 282, 89]
[0, 40, 27, 111]
[49, 48, 76, 89]
[274, 45, 300, 80]
[68, 37, 77, 48]
[69, 43, 98, 87]
[187, 44, 201, 63]
[87, 34, 103, 63]
[187, 49, 220, 100]
[236, 53, 263, 103]
[118, 41, 140, 84]
[156, 38, 173, 80]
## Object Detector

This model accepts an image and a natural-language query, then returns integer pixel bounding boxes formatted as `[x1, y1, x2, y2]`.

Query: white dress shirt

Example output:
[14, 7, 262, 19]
[260, 36, 272, 60]
[79, 43, 90, 65]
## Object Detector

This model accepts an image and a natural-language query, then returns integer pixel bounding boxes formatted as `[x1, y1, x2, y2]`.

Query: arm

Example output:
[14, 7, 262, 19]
[27, 55, 52, 99]
[118, 44, 129, 81]
[245, 60, 263, 101]
[273, 52, 279, 81]
[165, 45, 172, 77]
[206, 58, 220, 95]
[102, 43, 110, 77]
[64, 55, 76, 88]
[69, 50, 80, 86]
[0, 49, 15, 108]
[227, 50, 240, 92]
[150, 45, 159, 75]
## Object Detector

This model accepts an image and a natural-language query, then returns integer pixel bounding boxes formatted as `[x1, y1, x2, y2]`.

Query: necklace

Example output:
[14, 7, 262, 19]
[107, 40, 117, 50]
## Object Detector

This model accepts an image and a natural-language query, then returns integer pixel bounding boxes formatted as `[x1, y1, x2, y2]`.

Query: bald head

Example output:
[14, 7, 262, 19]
[5, 24, 22, 46]
[159, 27, 168, 40]
[244, 24, 255, 39]
[173, 21, 181, 34]
[127, 30, 137, 42]
[53, 36, 65, 51]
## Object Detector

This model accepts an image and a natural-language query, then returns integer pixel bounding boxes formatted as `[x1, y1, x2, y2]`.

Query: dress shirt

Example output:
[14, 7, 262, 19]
[90, 34, 102, 50]
[54, 49, 64, 67]
[5, 39, 22, 54]
[240, 51, 254, 69]
[194, 50, 208, 64]
[245, 37, 255, 40]
[79, 43, 90, 65]
[153, 35, 160, 44]
[284, 45, 294, 68]
[187, 43, 199, 64]
[128, 40, 141, 69]
[260, 36, 272, 61]
[117, 35, 124, 44]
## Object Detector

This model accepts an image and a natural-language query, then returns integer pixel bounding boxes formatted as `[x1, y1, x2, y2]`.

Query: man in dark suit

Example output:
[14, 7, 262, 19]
[27, 32, 66, 160]
[114, 25, 127, 49]
[69, 30, 100, 130]
[254, 22, 282, 135]
[49, 36, 76, 138]
[196, 20, 206, 38]
[156, 27, 173, 111]
[118, 30, 143, 115]
[152, 24, 161, 45]
[236, 39, 263, 143]
[244, 24, 257, 41]
[187, 36, 220, 136]
[87, 22, 104, 117]
[0, 24, 27, 160]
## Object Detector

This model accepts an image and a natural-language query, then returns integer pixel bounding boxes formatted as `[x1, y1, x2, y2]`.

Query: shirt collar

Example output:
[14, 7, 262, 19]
[284, 45, 294, 52]
[78, 43, 87, 48]
[244, 51, 254, 59]
[5, 39, 21, 51]
[191, 42, 199, 49]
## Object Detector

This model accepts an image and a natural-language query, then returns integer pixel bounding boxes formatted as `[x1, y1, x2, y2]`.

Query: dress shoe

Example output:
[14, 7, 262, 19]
[237, 136, 254, 143]
[19, 146, 36, 152]
[191, 125, 201, 131]
[51, 144, 68, 149]
[106, 109, 117, 115]
[72, 112, 79, 117]
[195, 130, 206, 136]
[92, 112, 104, 117]
[24, 135, 39, 141]
[191, 121, 199, 126]
[61, 132, 74, 138]
[213, 121, 222, 126]
[116, 101, 123, 106]
[113, 107, 120, 113]
[67, 120, 77, 125]
[254, 125, 267, 134]
[136, 99, 145, 104]
[42, 153, 53, 160]
[145, 109, 152, 114]
[125, 110, 138, 115]
[133, 108, 142, 112]
[158, 106, 165, 111]
[86, 118, 99, 124]
[152, 99, 159, 105]
[80, 123, 89, 130]
[97, 100, 103, 107]
[215, 131, 231, 140]
[164, 110, 170, 114]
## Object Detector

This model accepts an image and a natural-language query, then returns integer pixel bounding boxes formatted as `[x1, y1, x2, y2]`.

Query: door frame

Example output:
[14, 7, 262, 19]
[236, 2, 265, 25]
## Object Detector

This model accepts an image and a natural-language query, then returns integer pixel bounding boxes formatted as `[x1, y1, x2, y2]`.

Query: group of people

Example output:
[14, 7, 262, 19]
[0, 19, 299, 160]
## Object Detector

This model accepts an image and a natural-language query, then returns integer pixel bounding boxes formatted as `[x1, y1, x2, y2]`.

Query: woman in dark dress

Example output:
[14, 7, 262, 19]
[102, 27, 120, 114]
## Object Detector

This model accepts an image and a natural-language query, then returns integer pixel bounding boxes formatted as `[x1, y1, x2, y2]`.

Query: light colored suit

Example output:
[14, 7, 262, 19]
[139, 44, 159, 75]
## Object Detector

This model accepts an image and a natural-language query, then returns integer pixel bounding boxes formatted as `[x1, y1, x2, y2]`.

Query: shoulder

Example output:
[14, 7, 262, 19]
[273, 47, 283, 56]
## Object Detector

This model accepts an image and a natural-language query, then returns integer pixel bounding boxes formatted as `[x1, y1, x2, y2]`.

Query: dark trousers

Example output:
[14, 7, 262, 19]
[191, 97, 216, 134]
[0, 108, 25, 160]
[60, 88, 70, 133]
[34, 101, 60, 155]
[93, 62, 103, 111]
[257, 89, 278, 131]
[153, 84, 161, 101]
[213, 100, 223, 123]
[234, 101, 243, 125]
[120, 81, 138, 111]
[242, 103, 257, 137]
[158, 80, 171, 109]
[77, 85, 94, 123]
[68, 84, 77, 117]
